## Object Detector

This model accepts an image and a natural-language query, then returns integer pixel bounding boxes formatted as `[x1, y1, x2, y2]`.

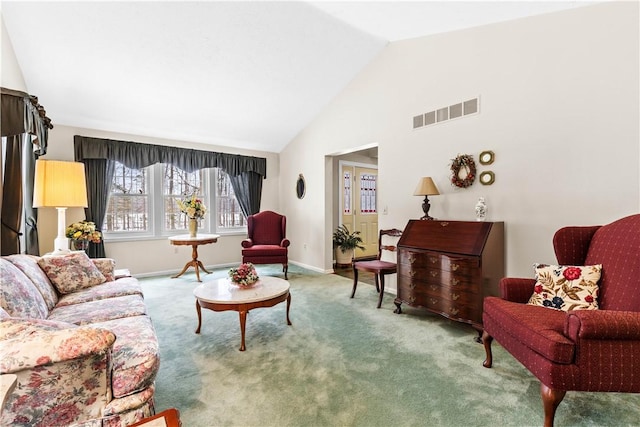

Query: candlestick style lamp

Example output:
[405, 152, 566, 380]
[413, 177, 440, 220]
[33, 160, 88, 253]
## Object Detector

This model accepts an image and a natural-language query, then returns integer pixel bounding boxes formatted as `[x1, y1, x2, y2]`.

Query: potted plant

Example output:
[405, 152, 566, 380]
[333, 224, 365, 265]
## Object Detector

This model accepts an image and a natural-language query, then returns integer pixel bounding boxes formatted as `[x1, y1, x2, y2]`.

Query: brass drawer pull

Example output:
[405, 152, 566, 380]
[429, 298, 438, 305]
[409, 296, 416, 303]
[451, 264, 460, 271]
[451, 278, 459, 286]
[430, 285, 437, 291]
[450, 308, 459, 315]
[409, 282, 416, 290]
[452, 293, 460, 300]
[429, 257, 438, 264]
[430, 271, 438, 277]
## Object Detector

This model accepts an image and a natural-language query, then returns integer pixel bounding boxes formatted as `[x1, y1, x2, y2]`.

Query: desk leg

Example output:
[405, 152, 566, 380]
[238, 310, 248, 351]
[195, 300, 202, 334]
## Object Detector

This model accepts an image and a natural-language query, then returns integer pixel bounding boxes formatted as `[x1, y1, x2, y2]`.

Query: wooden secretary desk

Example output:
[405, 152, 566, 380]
[394, 220, 504, 339]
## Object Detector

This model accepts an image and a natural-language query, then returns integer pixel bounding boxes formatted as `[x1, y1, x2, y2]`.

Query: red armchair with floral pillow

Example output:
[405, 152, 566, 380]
[481, 214, 640, 427]
[241, 211, 290, 279]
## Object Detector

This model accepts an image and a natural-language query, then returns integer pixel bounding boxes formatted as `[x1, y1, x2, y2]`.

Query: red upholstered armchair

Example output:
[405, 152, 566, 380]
[241, 211, 290, 279]
[482, 214, 640, 427]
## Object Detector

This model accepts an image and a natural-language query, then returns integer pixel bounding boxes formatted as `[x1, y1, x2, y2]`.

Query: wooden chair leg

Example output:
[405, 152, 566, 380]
[351, 267, 359, 298]
[541, 384, 565, 427]
[481, 330, 493, 368]
[283, 264, 288, 280]
[377, 274, 385, 308]
[374, 274, 380, 293]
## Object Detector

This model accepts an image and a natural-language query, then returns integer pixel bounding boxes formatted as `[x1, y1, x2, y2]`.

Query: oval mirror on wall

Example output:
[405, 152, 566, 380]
[296, 174, 306, 199]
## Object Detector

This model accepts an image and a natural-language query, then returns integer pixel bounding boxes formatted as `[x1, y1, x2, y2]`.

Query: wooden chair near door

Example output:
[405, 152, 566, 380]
[351, 228, 402, 308]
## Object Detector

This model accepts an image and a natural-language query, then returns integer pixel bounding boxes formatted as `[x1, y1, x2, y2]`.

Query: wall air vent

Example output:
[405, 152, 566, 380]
[412, 96, 480, 130]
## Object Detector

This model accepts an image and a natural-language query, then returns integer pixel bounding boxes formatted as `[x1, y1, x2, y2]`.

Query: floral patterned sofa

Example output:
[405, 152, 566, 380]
[0, 252, 159, 426]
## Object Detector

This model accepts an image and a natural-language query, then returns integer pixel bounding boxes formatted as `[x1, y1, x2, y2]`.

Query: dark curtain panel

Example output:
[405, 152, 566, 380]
[1, 136, 23, 255]
[74, 136, 267, 177]
[229, 171, 263, 217]
[23, 137, 40, 255]
[83, 159, 115, 258]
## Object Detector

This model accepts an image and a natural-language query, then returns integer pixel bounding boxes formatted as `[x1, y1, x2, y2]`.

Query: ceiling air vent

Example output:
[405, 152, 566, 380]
[413, 96, 480, 130]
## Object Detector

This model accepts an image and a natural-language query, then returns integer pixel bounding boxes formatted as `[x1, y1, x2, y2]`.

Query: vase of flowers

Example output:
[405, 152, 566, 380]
[65, 220, 102, 251]
[228, 263, 259, 287]
[177, 194, 207, 237]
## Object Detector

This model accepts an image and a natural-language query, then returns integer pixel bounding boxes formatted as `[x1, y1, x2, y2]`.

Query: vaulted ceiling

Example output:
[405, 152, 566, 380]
[1, 1, 591, 152]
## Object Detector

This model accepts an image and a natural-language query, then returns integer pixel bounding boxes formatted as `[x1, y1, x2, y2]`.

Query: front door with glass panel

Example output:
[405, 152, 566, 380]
[341, 164, 378, 259]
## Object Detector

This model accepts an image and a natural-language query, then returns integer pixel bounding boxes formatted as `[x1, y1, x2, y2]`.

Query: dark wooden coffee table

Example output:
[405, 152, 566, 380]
[193, 276, 291, 351]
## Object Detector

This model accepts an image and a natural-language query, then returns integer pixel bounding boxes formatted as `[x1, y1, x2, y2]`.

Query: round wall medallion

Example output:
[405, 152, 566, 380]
[479, 150, 495, 165]
[479, 171, 495, 185]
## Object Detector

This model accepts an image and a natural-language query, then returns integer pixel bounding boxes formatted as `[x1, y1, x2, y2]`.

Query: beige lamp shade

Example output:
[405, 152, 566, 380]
[33, 160, 88, 208]
[413, 177, 440, 196]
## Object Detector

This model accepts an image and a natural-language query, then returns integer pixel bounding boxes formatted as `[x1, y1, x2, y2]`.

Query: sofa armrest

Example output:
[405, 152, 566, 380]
[499, 278, 536, 303]
[565, 310, 640, 341]
[281, 238, 290, 248]
[0, 318, 115, 373]
[241, 239, 254, 248]
[0, 318, 116, 426]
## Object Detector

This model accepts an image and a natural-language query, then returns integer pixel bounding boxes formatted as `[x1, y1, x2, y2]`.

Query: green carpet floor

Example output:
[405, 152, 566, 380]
[140, 265, 640, 427]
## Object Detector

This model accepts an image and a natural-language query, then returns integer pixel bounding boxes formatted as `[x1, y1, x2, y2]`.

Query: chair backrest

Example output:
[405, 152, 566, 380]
[554, 214, 640, 311]
[247, 211, 286, 245]
[377, 228, 403, 261]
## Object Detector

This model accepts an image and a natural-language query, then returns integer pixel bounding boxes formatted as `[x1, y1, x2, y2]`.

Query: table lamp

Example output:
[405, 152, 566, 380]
[413, 177, 440, 220]
[33, 160, 88, 253]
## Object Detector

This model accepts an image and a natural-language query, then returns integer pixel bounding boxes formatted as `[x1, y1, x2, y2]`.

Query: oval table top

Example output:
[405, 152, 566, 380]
[193, 276, 289, 304]
[168, 234, 220, 245]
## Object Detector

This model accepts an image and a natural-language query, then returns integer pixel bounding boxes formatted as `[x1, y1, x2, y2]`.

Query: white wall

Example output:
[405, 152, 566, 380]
[280, 2, 640, 277]
[1, 14, 26, 91]
[39, 125, 280, 276]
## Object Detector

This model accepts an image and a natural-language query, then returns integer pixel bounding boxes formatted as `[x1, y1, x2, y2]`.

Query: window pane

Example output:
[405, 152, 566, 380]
[164, 164, 205, 231]
[104, 163, 149, 232]
[104, 195, 149, 232]
[216, 169, 245, 229]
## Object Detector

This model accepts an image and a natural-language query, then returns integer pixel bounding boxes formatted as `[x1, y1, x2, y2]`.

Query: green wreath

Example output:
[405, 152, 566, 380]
[450, 154, 476, 188]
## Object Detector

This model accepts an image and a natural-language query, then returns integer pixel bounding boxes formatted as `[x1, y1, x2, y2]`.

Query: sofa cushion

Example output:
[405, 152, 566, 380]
[484, 296, 575, 364]
[91, 258, 116, 282]
[6, 254, 59, 310]
[91, 316, 160, 398]
[38, 252, 106, 294]
[0, 259, 48, 319]
[56, 278, 143, 308]
[48, 295, 146, 325]
[527, 264, 601, 311]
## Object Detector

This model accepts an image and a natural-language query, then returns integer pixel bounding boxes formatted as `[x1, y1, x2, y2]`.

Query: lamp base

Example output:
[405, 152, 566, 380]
[420, 196, 436, 220]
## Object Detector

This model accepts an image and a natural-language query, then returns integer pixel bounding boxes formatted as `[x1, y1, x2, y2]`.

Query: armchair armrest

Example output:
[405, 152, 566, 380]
[499, 277, 536, 303]
[565, 310, 640, 341]
[241, 239, 254, 248]
[281, 238, 290, 248]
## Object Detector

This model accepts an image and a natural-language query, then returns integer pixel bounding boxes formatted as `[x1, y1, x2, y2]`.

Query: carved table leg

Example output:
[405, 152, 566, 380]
[285, 293, 292, 325]
[482, 330, 493, 368]
[195, 300, 202, 334]
[239, 310, 248, 351]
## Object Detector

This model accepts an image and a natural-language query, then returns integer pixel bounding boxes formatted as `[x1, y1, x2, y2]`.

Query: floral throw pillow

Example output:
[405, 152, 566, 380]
[527, 263, 602, 311]
[38, 252, 106, 294]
